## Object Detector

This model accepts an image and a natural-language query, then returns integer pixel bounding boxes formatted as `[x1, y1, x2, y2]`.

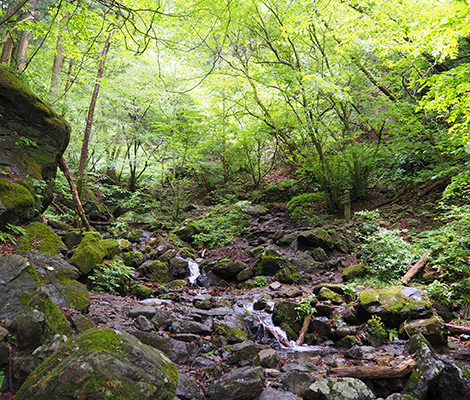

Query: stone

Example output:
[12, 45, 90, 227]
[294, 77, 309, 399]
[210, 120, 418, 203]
[224, 341, 269, 366]
[173, 219, 201, 243]
[213, 320, 248, 343]
[68, 231, 107, 275]
[256, 348, 279, 368]
[318, 287, 343, 304]
[342, 265, 366, 282]
[176, 373, 202, 400]
[310, 247, 328, 261]
[312, 316, 333, 339]
[121, 250, 143, 267]
[270, 281, 282, 290]
[255, 249, 287, 276]
[17, 222, 66, 257]
[304, 377, 376, 400]
[275, 369, 316, 395]
[358, 286, 432, 328]
[170, 256, 189, 278]
[71, 313, 95, 333]
[296, 229, 336, 251]
[135, 315, 154, 332]
[259, 388, 299, 400]
[400, 315, 448, 345]
[169, 319, 212, 336]
[0, 65, 70, 228]
[289, 252, 318, 273]
[15, 328, 178, 400]
[205, 366, 264, 400]
[213, 260, 245, 281]
[272, 301, 303, 341]
[13, 309, 45, 350]
[128, 305, 158, 319]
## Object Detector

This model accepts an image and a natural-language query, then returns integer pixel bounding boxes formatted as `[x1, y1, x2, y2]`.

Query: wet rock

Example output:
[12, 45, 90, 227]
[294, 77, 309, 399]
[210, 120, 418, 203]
[213, 320, 248, 343]
[170, 257, 189, 278]
[170, 319, 212, 336]
[193, 295, 213, 310]
[304, 377, 376, 400]
[213, 260, 245, 281]
[205, 366, 264, 400]
[259, 388, 299, 400]
[358, 286, 432, 328]
[255, 249, 285, 276]
[342, 303, 359, 325]
[176, 373, 203, 400]
[224, 341, 269, 366]
[270, 281, 282, 291]
[289, 252, 318, 274]
[312, 316, 333, 339]
[405, 334, 470, 400]
[335, 324, 359, 339]
[310, 247, 328, 262]
[318, 288, 343, 304]
[151, 309, 173, 331]
[272, 301, 303, 340]
[275, 370, 316, 395]
[135, 315, 154, 332]
[256, 348, 279, 368]
[400, 315, 448, 345]
[296, 229, 336, 251]
[15, 328, 178, 400]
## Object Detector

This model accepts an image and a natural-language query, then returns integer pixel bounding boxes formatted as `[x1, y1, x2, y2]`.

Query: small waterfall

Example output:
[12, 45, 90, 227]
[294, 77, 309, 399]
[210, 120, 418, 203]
[187, 259, 201, 285]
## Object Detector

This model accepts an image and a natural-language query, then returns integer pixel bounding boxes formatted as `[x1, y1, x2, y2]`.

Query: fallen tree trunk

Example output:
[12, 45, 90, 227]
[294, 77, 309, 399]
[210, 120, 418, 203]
[446, 324, 470, 336]
[402, 251, 432, 285]
[296, 316, 311, 346]
[329, 358, 417, 379]
[264, 325, 291, 348]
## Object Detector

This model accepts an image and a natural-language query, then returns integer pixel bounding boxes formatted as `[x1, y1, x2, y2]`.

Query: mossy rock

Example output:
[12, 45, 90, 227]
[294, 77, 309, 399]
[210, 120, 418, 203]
[69, 232, 106, 275]
[101, 238, 121, 259]
[255, 249, 288, 276]
[272, 301, 302, 338]
[278, 266, 303, 285]
[213, 321, 248, 344]
[359, 286, 432, 328]
[318, 287, 343, 304]
[162, 279, 187, 290]
[131, 284, 153, 300]
[296, 228, 335, 251]
[17, 222, 66, 257]
[342, 265, 366, 282]
[212, 260, 245, 281]
[400, 316, 448, 345]
[0, 65, 70, 228]
[0, 178, 35, 227]
[15, 328, 178, 400]
[121, 251, 144, 267]
[250, 246, 264, 257]
[150, 260, 172, 283]
[172, 219, 201, 243]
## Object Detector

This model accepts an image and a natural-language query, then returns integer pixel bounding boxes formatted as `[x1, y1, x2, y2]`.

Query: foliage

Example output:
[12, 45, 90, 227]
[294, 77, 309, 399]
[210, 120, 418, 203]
[295, 296, 317, 320]
[0, 223, 26, 244]
[354, 209, 381, 234]
[193, 201, 251, 248]
[287, 192, 324, 221]
[89, 261, 135, 294]
[365, 315, 388, 341]
[360, 228, 419, 281]
[246, 276, 267, 288]
[427, 280, 452, 307]
[15, 136, 38, 148]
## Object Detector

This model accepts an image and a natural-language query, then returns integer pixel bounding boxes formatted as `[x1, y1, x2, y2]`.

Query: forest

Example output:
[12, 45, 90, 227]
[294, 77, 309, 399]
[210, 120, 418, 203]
[0, 0, 470, 399]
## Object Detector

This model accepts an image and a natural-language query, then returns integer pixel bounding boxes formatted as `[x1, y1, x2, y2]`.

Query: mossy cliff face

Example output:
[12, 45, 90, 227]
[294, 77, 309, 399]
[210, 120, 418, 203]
[0, 66, 70, 228]
[15, 328, 179, 400]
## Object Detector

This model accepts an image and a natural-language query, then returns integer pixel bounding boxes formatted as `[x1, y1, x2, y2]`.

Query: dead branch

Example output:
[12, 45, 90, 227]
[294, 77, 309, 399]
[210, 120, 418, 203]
[329, 358, 417, 379]
[402, 251, 432, 285]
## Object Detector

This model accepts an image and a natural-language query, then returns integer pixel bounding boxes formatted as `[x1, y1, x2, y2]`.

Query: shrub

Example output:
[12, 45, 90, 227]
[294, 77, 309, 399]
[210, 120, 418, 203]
[89, 260, 135, 294]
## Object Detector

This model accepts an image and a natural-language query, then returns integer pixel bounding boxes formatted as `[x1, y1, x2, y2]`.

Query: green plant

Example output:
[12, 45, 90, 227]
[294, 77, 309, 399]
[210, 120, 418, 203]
[286, 192, 324, 221]
[365, 315, 388, 341]
[355, 209, 381, 234]
[193, 201, 251, 248]
[15, 136, 38, 148]
[427, 280, 452, 307]
[0, 371, 4, 388]
[246, 276, 267, 288]
[295, 295, 317, 320]
[388, 328, 399, 342]
[360, 227, 419, 282]
[89, 261, 135, 294]
[0, 223, 26, 244]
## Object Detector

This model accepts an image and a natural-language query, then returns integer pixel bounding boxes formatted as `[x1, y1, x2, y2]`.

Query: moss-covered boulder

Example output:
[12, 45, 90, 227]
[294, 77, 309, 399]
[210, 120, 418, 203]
[296, 228, 336, 251]
[173, 219, 201, 243]
[342, 265, 367, 282]
[0, 65, 70, 228]
[121, 250, 143, 267]
[278, 266, 303, 285]
[17, 222, 66, 256]
[15, 328, 178, 400]
[148, 260, 172, 283]
[69, 231, 107, 275]
[213, 320, 248, 344]
[359, 286, 432, 328]
[255, 249, 288, 276]
[205, 366, 264, 400]
[400, 316, 448, 345]
[272, 301, 303, 341]
[213, 260, 245, 281]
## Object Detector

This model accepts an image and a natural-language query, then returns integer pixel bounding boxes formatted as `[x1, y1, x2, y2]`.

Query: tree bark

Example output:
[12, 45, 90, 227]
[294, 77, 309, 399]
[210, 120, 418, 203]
[329, 358, 417, 379]
[78, 30, 113, 193]
[58, 156, 93, 231]
[49, 34, 64, 97]
[15, 28, 29, 72]
[296, 316, 311, 346]
[1, 30, 13, 63]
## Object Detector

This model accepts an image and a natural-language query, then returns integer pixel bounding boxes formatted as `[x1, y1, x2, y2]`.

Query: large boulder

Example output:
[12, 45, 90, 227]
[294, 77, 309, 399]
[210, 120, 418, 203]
[358, 286, 432, 328]
[0, 65, 70, 228]
[304, 377, 376, 400]
[15, 328, 178, 400]
[205, 366, 264, 400]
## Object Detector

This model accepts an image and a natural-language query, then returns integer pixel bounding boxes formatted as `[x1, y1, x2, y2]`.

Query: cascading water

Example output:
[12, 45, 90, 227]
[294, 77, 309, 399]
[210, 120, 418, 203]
[187, 259, 201, 285]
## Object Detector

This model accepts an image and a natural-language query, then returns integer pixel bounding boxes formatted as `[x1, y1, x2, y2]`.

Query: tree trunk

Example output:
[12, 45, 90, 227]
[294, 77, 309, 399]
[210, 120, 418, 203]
[330, 358, 417, 379]
[49, 34, 64, 97]
[15, 28, 29, 72]
[58, 157, 93, 231]
[78, 30, 113, 194]
[1, 30, 13, 63]
[402, 251, 432, 286]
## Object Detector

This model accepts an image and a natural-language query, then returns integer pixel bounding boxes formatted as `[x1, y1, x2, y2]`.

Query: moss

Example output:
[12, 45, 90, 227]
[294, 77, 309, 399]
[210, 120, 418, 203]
[17, 222, 66, 256]
[250, 246, 264, 257]
[57, 277, 91, 311]
[150, 260, 172, 283]
[0, 178, 35, 227]
[101, 238, 121, 259]
[15, 328, 178, 400]
[342, 264, 367, 281]
[213, 321, 247, 343]
[318, 287, 343, 304]
[162, 279, 187, 290]
[69, 232, 106, 275]
[172, 219, 202, 243]
[272, 301, 302, 336]
[121, 251, 143, 267]
[254, 251, 283, 276]
[279, 266, 303, 284]
[131, 284, 152, 300]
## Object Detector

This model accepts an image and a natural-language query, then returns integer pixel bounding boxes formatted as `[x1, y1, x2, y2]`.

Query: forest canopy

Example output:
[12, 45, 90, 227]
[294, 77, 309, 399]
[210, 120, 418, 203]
[0, 0, 469, 215]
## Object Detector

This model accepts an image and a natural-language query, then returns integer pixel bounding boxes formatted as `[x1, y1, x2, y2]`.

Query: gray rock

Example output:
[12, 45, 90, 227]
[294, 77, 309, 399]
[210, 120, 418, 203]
[259, 388, 299, 400]
[304, 377, 376, 400]
[135, 315, 154, 332]
[15, 328, 178, 400]
[151, 309, 173, 330]
[205, 366, 264, 400]
[176, 373, 203, 400]
[169, 319, 212, 336]
[257, 348, 279, 368]
[224, 341, 268, 366]
[275, 369, 316, 395]
[128, 305, 158, 319]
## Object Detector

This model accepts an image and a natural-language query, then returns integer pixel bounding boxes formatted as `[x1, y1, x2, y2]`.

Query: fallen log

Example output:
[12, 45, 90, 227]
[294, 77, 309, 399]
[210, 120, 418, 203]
[446, 323, 470, 336]
[402, 251, 432, 285]
[329, 358, 417, 379]
[296, 316, 311, 346]
[264, 325, 291, 348]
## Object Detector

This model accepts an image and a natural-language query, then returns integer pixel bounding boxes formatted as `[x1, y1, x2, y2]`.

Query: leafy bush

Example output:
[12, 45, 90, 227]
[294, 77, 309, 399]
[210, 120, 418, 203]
[365, 315, 388, 340]
[360, 228, 418, 281]
[295, 296, 317, 320]
[287, 192, 324, 220]
[89, 261, 135, 294]
[427, 280, 452, 307]
[354, 209, 381, 234]
[246, 276, 267, 288]
[193, 201, 251, 248]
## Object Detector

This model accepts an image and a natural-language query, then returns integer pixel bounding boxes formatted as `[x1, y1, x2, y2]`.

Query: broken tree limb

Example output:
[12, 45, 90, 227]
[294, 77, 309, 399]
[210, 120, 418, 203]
[402, 251, 432, 286]
[264, 325, 291, 348]
[329, 358, 417, 379]
[58, 156, 93, 231]
[446, 324, 470, 336]
[296, 316, 311, 346]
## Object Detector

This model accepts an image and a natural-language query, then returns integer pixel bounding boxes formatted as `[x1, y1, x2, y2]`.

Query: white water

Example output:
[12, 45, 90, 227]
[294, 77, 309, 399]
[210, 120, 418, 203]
[187, 259, 200, 284]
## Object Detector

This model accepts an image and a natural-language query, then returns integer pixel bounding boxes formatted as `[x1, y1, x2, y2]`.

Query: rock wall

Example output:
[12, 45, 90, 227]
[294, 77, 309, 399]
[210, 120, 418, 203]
[0, 66, 70, 228]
